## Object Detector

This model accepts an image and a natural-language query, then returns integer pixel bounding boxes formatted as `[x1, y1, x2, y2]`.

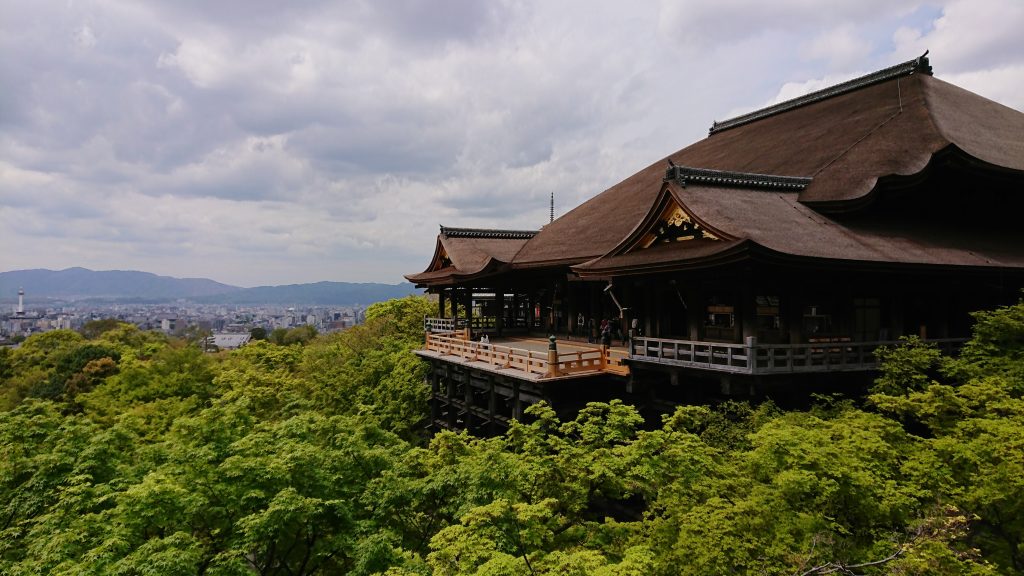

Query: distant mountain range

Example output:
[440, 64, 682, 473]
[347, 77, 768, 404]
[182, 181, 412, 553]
[0, 268, 419, 306]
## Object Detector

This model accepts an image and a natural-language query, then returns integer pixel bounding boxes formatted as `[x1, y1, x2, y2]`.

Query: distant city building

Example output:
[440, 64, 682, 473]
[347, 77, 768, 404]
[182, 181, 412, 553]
[206, 333, 252, 351]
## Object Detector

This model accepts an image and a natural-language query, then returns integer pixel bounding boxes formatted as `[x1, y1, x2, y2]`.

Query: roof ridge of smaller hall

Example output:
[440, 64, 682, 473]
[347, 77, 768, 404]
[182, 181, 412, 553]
[666, 164, 811, 191]
[708, 51, 933, 136]
[440, 226, 538, 239]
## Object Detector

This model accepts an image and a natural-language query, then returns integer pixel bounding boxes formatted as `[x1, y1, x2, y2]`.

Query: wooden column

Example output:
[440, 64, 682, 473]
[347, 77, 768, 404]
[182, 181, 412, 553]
[567, 283, 577, 338]
[464, 373, 474, 431]
[686, 283, 702, 341]
[445, 365, 455, 429]
[741, 280, 757, 342]
[491, 289, 499, 334]
[487, 375, 497, 436]
[527, 293, 535, 332]
[891, 291, 905, 339]
[512, 292, 520, 330]
[464, 288, 474, 332]
[430, 367, 440, 427]
[787, 290, 803, 344]
[644, 281, 656, 338]
[453, 288, 462, 323]
[512, 381, 522, 420]
[438, 289, 447, 319]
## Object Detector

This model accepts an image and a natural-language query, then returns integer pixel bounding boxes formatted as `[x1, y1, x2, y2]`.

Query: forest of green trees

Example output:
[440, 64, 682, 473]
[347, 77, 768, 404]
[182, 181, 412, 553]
[1, 295, 1022, 575]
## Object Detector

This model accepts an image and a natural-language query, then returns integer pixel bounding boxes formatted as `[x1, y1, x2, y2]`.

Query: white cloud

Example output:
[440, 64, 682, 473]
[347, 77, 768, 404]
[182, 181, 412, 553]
[75, 24, 97, 49]
[802, 25, 872, 69]
[1, 0, 1021, 285]
[892, 0, 1024, 72]
[940, 64, 1024, 111]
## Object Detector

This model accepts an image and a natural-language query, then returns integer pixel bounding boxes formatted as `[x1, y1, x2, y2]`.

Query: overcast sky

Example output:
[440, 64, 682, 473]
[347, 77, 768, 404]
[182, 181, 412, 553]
[2, 0, 1021, 287]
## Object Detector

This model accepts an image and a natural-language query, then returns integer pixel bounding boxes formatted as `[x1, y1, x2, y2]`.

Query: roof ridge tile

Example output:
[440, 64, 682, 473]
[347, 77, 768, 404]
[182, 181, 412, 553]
[440, 226, 538, 239]
[666, 165, 811, 190]
[709, 51, 932, 135]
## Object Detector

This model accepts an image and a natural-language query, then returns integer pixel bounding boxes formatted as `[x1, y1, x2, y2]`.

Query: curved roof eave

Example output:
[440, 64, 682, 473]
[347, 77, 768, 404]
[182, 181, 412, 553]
[404, 257, 510, 287]
[798, 74, 1024, 210]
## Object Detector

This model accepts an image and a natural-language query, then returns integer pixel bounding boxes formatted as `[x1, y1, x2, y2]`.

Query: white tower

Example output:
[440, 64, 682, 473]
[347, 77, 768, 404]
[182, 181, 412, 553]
[17, 287, 24, 315]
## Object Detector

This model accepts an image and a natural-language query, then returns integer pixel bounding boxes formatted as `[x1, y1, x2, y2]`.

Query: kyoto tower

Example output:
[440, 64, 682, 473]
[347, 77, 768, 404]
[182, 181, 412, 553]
[17, 287, 24, 315]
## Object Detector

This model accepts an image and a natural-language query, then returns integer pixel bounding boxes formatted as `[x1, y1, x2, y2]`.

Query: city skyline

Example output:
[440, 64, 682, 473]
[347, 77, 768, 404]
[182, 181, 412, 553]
[2, 0, 1022, 287]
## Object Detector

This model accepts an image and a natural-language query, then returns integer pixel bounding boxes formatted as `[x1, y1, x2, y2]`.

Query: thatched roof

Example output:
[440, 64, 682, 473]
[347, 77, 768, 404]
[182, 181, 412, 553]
[404, 227, 536, 286]
[410, 55, 1024, 286]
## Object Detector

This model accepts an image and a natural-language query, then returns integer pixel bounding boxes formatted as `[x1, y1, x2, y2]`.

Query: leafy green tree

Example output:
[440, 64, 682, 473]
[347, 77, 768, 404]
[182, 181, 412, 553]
[3, 297, 1023, 575]
[870, 298, 1024, 572]
[283, 325, 318, 345]
[269, 327, 289, 345]
[300, 298, 432, 439]
[33, 342, 121, 403]
[1, 330, 86, 409]
[80, 317, 123, 339]
[0, 400, 143, 574]
[365, 296, 436, 344]
[77, 344, 216, 426]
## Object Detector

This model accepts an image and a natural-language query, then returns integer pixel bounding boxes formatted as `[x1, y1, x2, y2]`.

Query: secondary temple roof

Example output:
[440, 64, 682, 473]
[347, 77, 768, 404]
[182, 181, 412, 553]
[408, 54, 1024, 287]
[405, 226, 537, 285]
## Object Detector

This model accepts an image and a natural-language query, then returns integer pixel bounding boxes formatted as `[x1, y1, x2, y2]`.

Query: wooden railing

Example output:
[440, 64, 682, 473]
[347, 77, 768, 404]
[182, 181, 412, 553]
[424, 316, 500, 333]
[630, 336, 966, 374]
[424, 317, 458, 333]
[423, 333, 628, 379]
[469, 317, 498, 331]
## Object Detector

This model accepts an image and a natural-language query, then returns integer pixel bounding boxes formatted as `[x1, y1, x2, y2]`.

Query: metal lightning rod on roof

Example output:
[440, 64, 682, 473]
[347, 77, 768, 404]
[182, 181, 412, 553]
[550, 191, 554, 223]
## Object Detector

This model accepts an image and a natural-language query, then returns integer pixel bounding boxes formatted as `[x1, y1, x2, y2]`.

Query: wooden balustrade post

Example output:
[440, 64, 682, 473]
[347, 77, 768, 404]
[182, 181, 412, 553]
[546, 335, 559, 377]
[745, 336, 757, 374]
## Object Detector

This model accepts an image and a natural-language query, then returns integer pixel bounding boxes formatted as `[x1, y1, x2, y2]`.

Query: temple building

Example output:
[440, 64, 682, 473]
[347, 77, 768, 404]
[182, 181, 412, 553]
[406, 54, 1024, 434]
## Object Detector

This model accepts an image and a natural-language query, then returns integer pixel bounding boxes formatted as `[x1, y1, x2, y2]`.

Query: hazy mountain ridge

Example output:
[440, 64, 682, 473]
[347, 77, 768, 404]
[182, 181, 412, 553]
[193, 281, 419, 306]
[0, 268, 418, 305]
[0, 268, 239, 299]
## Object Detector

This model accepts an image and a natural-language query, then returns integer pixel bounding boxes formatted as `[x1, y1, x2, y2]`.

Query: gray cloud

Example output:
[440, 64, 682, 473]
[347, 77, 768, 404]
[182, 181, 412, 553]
[1, 0, 1021, 286]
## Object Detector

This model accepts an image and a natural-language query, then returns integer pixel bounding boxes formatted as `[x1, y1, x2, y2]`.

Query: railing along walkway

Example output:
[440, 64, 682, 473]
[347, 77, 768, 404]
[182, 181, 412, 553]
[424, 316, 499, 333]
[423, 333, 628, 380]
[630, 336, 966, 374]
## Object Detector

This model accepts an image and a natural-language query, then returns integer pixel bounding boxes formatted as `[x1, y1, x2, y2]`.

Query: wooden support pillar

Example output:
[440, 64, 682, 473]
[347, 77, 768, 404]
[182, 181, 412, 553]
[741, 281, 757, 342]
[487, 376, 497, 436]
[650, 283, 660, 338]
[527, 293, 535, 332]
[788, 291, 803, 344]
[464, 372, 474, 431]
[453, 288, 462, 323]
[430, 368, 440, 426]
[891, 292, 905, 339]
[935, 293, 950, 338]
[438, 289, 447, 319]
[496, 289, 505, 336]
[686, 283, 702, 341]
[512, 293, 520, 329]
[567, 283, 577, 338]
[445, 365, 455, 429]
[621, 282, 631, 344]
[512, 381, 522, 420]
